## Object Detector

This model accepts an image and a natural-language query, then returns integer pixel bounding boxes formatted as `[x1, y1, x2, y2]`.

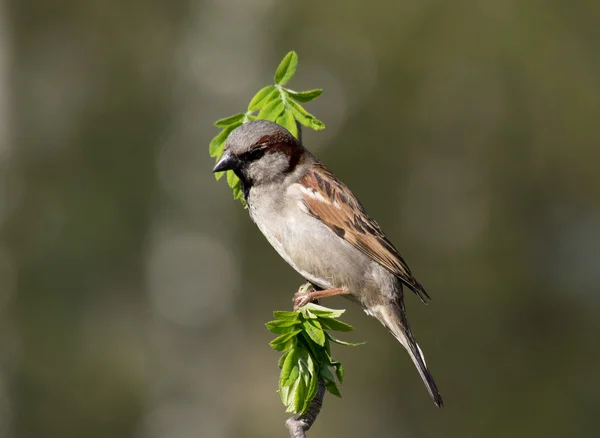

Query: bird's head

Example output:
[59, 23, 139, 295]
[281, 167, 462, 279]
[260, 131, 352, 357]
[212, 120, 304, 186]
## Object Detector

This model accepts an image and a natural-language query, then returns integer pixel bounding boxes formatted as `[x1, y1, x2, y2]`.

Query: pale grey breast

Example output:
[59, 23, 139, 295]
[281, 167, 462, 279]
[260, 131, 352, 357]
[248, 182, 374, 297]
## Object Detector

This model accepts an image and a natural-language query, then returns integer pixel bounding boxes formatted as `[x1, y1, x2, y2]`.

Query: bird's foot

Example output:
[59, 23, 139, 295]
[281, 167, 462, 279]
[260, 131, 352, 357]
[292, 284, 349, 311]
[293, 282, 315, 311]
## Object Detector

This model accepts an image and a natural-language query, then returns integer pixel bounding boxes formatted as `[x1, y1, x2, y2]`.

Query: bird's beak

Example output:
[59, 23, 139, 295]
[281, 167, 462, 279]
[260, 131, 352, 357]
[212, 150, 238, 173]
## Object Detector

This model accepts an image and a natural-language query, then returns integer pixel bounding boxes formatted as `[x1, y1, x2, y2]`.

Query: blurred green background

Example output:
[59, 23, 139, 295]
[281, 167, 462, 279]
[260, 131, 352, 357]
[2, 0, 599, 437]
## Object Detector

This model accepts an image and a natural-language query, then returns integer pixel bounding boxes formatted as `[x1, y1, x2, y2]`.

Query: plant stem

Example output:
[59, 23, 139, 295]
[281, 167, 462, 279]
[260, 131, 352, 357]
[285, 279, 321, 438]
[285, 379, 326, 438]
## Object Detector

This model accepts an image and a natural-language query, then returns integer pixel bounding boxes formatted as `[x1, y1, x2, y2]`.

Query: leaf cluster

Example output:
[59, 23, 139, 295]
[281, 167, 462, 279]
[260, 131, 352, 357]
[266, 303, 364, 414]
[210, 51, 325, 205]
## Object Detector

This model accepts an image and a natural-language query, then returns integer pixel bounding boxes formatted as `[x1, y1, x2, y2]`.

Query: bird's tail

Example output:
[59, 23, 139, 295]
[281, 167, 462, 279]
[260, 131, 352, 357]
[370, 302, 443, 407]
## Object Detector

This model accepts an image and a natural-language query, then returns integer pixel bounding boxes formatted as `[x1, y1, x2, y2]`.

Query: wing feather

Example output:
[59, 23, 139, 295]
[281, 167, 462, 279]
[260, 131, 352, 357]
[297, 163, 431, 303]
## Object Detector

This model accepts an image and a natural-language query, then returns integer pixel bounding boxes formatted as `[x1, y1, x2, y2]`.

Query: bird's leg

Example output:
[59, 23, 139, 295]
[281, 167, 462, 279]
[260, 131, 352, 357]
[293, 283, 348, 311]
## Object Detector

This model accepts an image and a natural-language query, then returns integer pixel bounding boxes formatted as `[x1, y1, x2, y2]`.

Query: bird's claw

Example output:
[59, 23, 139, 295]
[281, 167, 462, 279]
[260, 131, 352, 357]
[293, 282, 314, 311]
[293, 293, 311, 311]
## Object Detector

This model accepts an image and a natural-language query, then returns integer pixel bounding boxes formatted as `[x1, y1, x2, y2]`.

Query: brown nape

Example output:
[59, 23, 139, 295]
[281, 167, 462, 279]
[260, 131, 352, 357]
[256, 130, 295, 146]
[267, 141, 304, 173]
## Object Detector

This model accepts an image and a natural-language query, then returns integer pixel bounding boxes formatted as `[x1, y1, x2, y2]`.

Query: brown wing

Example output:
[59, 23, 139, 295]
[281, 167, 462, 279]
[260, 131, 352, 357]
[299, 163, 431, 303]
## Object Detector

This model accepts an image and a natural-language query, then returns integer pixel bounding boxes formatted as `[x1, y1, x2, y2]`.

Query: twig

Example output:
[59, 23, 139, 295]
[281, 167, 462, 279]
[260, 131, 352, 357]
[285, 379, 326, 438]
[286, 283, 324, 438]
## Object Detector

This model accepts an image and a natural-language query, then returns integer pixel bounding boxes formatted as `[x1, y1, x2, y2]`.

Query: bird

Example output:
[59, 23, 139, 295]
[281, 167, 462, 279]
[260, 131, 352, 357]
[213, 120, 443, 407]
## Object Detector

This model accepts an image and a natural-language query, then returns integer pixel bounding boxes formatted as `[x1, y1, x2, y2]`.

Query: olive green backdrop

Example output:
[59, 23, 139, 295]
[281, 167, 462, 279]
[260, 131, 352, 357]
[2, 0, 599, 437]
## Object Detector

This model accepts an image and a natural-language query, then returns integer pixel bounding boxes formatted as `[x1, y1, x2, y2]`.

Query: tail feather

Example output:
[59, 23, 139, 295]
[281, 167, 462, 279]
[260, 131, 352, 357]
[371, 302, 443, 407]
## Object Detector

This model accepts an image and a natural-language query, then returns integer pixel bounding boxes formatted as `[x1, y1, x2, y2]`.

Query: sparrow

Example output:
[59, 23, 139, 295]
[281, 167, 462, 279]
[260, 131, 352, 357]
[213, 120, 443, 407]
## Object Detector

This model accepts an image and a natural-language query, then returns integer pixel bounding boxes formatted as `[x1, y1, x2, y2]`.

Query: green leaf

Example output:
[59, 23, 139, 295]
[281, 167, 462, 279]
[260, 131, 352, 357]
[286, 88, 323, 102]
[273, 310, 300, 321]
[293, 374, 306, 413]
[214, 113, 245, 128]
[211, 123, 240, 182]
[212, 50, 325, 208]
[284, 376, 302, 413]
[208, 140, 225, 161]
[275, 112, 294, 139]
[298, 352, 310, 385]
[305, 349, 316, 376]
[214, 169, 225, 181]
[295, 349, 314, 414]
[325, 380, 342, 398]
[320, 364, 336, 383]
[287, 99, 325, 130]
[299, 305, 319, 320]
[278, 351, 289, 369]
[280, 383, 290, 407]
[305, 308, 319, 320]
[324, 337, 332, 359]
[296, 282, 314, 295]
[326, 332, 366, 347]
[269, 324, 302, 335]
[302, 319, 325, 346]
[225, 170, 244, 202]
[266, 319, 301, 334]
[209, 124, 236, 158]
[274, 51, 298, 85]
[297, 332, 324, 363]
[233, 182, 244, 202]
[269, 303, 362, 414]
[248, 85, 277, 111]
[266, 319, 302, 329]
[280, 348, 300, 389]
[226, 169, 237, 189]
[257, 96, 284, 122]
[303, 370, 319, 413]
[283, 110, 298, 139]
[269, 330, 301, 351]
[334, 362, 344, 384]
[304, 303, 345, 319]
[320, 318, 355, 332]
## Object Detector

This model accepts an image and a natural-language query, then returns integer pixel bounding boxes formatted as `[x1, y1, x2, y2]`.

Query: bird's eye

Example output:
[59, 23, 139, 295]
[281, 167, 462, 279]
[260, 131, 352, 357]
[245, 147, 266, 161]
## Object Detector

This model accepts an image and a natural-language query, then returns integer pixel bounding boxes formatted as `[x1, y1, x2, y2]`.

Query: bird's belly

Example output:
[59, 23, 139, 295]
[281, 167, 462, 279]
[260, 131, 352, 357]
[254, 211, 369, 293]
